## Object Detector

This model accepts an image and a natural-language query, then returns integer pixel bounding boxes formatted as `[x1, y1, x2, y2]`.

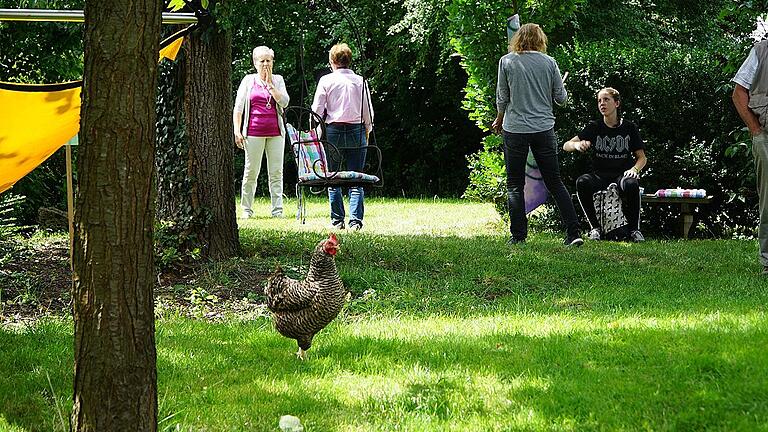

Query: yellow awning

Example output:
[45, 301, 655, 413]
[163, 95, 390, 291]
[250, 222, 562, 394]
[0, 26, 190, 194]
[0, 83, 81, 193]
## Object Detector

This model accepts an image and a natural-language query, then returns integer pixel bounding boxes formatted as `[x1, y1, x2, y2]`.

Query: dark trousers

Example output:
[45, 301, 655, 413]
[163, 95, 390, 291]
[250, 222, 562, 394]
[502, 129, 580, 240]
[576, 173, 641, 231]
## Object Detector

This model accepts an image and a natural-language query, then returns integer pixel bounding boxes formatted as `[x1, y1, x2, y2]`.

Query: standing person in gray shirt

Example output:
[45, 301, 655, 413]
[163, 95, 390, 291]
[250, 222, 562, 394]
[733, 36, 768, 276]
[491, 23, 583, 246]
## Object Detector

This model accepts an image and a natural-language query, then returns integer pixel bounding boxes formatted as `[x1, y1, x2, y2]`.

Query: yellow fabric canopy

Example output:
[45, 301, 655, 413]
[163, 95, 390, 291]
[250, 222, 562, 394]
[0, 83, 81, 193]
[0, 28, 188, 194]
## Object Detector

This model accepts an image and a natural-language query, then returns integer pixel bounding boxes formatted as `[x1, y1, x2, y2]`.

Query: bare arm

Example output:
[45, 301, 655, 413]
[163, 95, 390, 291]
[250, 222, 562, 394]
[732, 84, 762, 136]
[632, 149, 647, 172]
[232, 111, 244, 149]
[563, 136, 590, 152]
[623, 149, 647, 179]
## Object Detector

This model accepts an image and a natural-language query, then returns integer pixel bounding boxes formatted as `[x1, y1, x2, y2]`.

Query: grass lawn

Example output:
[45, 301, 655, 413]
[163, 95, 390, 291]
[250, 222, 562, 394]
[1, 197, 767, 431]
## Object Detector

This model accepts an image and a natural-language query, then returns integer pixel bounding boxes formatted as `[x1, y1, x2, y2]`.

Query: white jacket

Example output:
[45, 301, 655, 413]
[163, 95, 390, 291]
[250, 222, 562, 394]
[233, 73, 290, 137]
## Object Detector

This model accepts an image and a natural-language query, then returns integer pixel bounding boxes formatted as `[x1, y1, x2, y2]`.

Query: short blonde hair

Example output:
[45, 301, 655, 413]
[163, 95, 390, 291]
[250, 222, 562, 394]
[509, 23, 547, 53]
[329, 43, 353, 68]
[252, 46, 274, 64]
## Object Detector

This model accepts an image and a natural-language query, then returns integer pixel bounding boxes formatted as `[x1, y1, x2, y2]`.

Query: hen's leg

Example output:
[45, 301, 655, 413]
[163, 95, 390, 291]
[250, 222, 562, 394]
[296, 347, 306, 360]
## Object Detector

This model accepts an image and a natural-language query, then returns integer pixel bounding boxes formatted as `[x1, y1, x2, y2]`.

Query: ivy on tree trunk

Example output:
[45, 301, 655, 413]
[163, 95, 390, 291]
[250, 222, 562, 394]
[182, 15, 240, 260]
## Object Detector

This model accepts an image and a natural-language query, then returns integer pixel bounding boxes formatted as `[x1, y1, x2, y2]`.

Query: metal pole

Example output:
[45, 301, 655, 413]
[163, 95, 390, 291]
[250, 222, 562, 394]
[0, 9, 197, 24]
[65, 139, 74, 272]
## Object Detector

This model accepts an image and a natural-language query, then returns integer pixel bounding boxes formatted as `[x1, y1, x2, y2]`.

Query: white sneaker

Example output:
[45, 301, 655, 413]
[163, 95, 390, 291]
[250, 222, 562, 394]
[629, 230, 645, 243]
[330, 220, 345, 230]
[240, 210, 253, 219]
[588, 228, 602, 241]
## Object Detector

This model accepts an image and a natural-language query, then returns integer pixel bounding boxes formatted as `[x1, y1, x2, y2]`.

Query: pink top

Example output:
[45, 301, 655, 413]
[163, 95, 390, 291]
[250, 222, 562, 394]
[247, 84, 280, 137]
[311, 68, 374, 133]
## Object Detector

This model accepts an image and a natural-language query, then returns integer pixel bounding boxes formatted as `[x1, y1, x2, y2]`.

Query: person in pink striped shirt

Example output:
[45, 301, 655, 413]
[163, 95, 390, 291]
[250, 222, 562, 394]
[312, 43, 374, 231]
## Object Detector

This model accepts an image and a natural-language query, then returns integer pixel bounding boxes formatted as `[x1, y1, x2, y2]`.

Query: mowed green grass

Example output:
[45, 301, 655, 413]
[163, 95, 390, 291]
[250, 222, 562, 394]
[1, 197, 767, 431]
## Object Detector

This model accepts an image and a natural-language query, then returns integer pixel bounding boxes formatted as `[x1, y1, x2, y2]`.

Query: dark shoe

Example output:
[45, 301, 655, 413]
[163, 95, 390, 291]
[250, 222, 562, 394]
[348, 220, 363, 231]
[507, 237, 526, 245]
[330, 220, 345, 230]
[629, 230, 645, 243]
[564, 234, 584, 247]
[588, 228, 602, 241]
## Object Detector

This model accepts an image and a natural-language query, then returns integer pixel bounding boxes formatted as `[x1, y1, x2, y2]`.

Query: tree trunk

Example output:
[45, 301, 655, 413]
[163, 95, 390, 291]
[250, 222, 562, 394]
[72, 0, 161, 430]
[183, 20, 241, 260]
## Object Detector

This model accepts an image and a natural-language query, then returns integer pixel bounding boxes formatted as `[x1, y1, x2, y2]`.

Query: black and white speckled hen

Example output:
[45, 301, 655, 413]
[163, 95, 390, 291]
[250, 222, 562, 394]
[265, 233, 346, 359]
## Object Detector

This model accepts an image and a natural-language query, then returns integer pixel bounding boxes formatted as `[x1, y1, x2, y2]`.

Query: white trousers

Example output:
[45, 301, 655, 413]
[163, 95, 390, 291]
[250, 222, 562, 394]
[241, 135, 284, 216]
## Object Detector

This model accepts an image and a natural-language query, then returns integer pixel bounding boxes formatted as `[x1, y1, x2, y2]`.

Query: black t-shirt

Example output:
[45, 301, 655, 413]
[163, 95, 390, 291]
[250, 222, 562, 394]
[577, 119, 644, 178]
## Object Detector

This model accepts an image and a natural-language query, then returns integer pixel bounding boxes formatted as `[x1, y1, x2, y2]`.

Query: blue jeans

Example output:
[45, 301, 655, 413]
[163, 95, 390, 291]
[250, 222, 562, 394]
[503, 129, 580, 239]
[326, 124, 367, 224]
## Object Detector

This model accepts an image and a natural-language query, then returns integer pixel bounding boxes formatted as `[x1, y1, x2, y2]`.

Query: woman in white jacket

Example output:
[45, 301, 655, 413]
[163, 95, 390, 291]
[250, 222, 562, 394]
[233, 46, 290, 218]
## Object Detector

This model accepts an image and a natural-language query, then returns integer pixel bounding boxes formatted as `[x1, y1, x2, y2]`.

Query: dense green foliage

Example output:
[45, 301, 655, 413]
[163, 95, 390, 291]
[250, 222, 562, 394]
[3, 199, 767, 430]
[454, 0, 768, 237]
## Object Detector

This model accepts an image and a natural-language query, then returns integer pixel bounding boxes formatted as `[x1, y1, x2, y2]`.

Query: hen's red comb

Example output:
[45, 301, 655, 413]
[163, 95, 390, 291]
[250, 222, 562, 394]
[328, 232, 338, 244]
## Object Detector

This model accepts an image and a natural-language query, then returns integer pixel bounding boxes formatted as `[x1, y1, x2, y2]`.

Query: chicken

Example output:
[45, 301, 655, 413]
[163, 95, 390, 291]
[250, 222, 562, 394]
[264, 233, 346, 359]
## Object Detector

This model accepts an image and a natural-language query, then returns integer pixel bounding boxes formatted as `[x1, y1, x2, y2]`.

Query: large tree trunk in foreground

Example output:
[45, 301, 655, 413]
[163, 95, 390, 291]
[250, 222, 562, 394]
[72, 0, 162, 430]
[183, 18, 240, 260]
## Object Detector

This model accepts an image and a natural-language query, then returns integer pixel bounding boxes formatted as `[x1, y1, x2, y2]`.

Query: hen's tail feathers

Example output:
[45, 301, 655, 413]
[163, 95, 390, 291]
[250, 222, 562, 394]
[265, 266, 286, 309]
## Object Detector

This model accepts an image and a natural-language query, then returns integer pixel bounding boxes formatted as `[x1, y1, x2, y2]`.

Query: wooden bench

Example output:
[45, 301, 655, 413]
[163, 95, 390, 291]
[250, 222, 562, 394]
[641, 194, 713, 238]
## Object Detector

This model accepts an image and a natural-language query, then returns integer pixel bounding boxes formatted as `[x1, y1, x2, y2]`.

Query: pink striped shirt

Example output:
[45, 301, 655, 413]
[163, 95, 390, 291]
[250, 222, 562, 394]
[311, 68, 374, 133]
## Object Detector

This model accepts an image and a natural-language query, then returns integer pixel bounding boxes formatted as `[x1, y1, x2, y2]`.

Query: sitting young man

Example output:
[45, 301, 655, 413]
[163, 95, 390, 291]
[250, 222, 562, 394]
[563, 87, 647, 242]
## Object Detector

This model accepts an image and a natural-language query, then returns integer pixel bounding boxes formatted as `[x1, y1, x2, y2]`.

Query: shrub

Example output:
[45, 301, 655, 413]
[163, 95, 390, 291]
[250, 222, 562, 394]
[462, 135, 507, 216]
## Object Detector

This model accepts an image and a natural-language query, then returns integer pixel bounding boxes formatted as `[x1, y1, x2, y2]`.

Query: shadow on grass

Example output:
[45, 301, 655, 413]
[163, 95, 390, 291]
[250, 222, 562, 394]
[243, 229, 767, 316]
[4, 314, 763, 431]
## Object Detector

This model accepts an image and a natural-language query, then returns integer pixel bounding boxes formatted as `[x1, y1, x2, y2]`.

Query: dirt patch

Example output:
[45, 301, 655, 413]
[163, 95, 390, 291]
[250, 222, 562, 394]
[0, 238, 273, 327]
[0, 238, 71, 326]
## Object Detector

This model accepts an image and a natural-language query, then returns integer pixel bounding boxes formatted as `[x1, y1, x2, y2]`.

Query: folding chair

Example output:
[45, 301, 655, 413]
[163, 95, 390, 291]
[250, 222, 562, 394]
[283, 106, 382, 223]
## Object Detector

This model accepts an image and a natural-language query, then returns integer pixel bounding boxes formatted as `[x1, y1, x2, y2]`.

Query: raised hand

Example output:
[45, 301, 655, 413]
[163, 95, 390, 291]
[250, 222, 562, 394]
[265, 64, 274, 87]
